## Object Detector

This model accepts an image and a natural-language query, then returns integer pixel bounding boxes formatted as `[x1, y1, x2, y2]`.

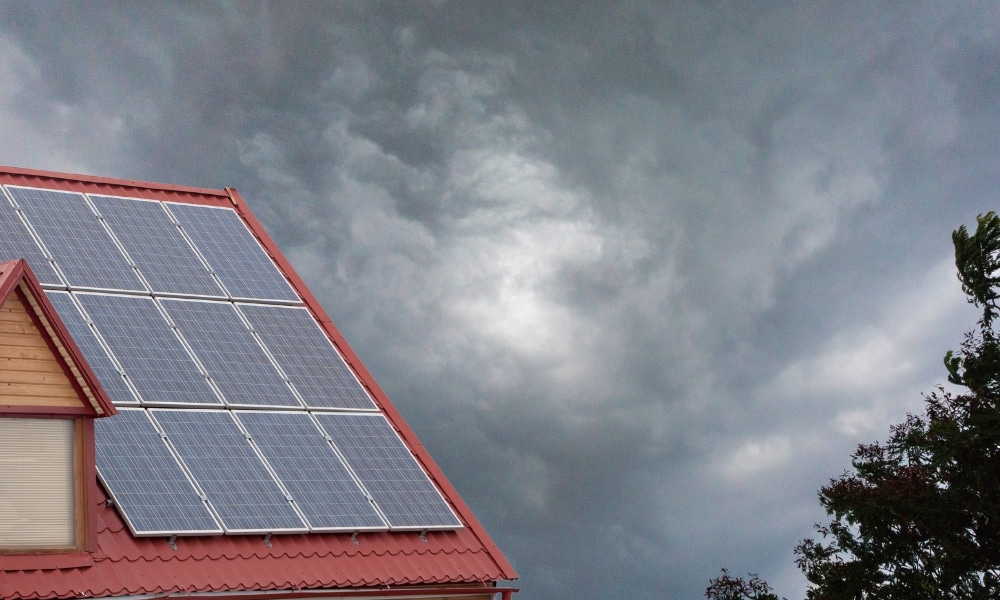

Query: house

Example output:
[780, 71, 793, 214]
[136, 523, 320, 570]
[0, 166, 518, 600]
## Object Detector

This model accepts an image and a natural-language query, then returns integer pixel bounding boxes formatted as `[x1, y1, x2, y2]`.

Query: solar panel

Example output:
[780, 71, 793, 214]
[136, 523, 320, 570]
[151, 409, 307, 533]
[0, 189, 62, 284]
[236, 411, 387, 530]
[166, 203, 299, 302]
[1, 178, 467, 538]
[89, 195, 225, 297]
[95, 408, 222, 535]
[160, 299, 300, 408]
[45, 291, 139, 405]
[7, 187, 145, 292]
[314, 413, 462, 529]
[74, 293, 221, 406]
[238, 304, 376, 410]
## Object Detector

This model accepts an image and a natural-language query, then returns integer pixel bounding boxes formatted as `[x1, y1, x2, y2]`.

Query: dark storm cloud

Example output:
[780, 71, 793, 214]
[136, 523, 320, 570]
[1, 2, 998, 597]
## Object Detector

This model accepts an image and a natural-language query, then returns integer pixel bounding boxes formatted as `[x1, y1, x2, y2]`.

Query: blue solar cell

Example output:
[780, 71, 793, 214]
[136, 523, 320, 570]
[151, 409, 306, 533]
[166, 203, 299, 302]
[314, 413, 462, 529]
[45, 291, 139, 405]
[238, 304, 376, 410]
[89, 195, 225, 297]
[0, 190, 61, 284]
[237, 411, 387, 530]
[74, 294, 221, 406]
[95, 408, 222, 535]
[7, 187, 144, 291]
[160, 299, 300, 408]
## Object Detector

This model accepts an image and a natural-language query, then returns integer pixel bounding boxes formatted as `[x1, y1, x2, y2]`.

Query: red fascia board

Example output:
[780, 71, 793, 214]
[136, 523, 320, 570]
[0, 259, 22, 302]
[228, 189, 518, 580]
[0, 259, 117, 417]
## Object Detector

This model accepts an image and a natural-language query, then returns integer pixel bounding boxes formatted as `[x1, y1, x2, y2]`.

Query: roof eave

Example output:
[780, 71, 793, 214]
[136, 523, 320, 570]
[87, 585, 520, 600]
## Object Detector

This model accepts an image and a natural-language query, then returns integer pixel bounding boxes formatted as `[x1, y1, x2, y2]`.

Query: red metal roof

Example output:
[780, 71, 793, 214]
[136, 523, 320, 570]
[0, 484, 510, 599]
[0, 167, 517, 599]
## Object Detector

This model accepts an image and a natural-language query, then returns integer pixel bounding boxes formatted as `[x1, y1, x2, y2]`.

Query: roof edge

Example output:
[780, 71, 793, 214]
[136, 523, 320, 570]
[98, 585, 521, 600]
[0, 165, 230, 198]
[229, 189, 518, 580]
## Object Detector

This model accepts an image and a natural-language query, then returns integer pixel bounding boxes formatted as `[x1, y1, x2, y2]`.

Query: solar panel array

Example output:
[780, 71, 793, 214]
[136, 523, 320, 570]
[9, 187, 146, 292]
[168, 203, 300, 302]
[315, 413, 463, 529]
[93, 409, 221, 535]
[0, 184, 460, 536]
[238, 304, 377, 410]
[45, 291, 139, 405]
[77, 293, 221, 406]
[151, 409, 307, 533]
[160, 299, 301, 408]
[237, 411, 386, 530]
[89, 195, 224, 297]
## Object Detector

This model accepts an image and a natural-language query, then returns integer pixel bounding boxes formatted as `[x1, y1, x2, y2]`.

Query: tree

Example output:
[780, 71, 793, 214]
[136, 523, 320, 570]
[705, 569, 781, 600]
[708, 212, 1000, 600]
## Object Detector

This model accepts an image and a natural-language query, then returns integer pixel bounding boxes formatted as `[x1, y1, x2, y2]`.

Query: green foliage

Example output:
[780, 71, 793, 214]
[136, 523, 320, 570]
[953, 212, 1000, 330]
[948, 212, 1000, 395]
[705, 569, 782, 600]
[707, 213, 1000, 600]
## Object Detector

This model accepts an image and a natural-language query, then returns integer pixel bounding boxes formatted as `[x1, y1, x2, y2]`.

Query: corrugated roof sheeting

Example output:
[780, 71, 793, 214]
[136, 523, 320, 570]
[0, 471, 507, 599]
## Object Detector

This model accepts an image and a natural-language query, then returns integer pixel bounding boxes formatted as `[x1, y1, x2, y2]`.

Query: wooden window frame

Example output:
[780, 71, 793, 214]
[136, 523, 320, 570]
[0, 412, 98, 555]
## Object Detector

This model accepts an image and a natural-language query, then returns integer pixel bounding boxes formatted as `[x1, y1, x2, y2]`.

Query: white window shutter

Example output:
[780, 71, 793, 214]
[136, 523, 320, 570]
[0, 418, 75, 548]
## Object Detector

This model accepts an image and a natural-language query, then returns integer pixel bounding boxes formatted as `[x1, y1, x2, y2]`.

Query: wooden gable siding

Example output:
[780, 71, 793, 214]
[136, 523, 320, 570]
[0, 293, 83, 408]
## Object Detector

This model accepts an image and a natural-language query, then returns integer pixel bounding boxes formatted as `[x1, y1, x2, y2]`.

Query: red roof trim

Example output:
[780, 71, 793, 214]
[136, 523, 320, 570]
[0, 165, 230, 197]
[0, 258, 22, 301]
[0, 259, 117, 417]
[173, 586, 520, 600]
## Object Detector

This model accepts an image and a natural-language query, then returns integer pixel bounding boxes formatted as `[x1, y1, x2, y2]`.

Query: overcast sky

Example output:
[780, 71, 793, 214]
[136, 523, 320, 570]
[1, 3, 997, 598]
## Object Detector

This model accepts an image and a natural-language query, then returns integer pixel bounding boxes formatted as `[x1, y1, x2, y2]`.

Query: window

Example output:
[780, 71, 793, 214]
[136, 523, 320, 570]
[0, 417, 81, 550]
